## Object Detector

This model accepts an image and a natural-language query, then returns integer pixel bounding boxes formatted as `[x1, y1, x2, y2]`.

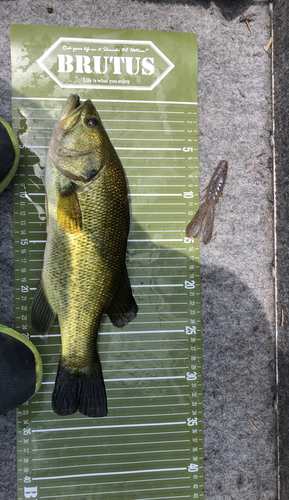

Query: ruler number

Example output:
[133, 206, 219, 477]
[188, 463, 199, 472]
[185, 280, 195, 289]
[24, 486, 38, 497]
[187, 417, 198, 426]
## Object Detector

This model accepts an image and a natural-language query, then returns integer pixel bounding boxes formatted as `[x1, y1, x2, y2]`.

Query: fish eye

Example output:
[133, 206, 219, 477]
[86, 117, 98, 127]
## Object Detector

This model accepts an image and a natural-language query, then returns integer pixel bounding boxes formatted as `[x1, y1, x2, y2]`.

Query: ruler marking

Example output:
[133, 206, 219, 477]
[32, 466, 188, 481]
[39, 475, 190, 489]
[40, 488, 191, 499]
[33, 439, 190, 452]
[31, 420, 187, 433]
[33, 448, 191, 462]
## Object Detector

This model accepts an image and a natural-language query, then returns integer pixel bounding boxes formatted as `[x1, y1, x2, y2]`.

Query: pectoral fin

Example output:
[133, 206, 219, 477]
[30, 279, 56, 336]
[57, 184, 82, 233]
[106, 265, 138, 328]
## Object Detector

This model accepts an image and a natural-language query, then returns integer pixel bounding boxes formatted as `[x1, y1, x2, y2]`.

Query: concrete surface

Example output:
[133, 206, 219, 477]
[0, 0, 280, 499]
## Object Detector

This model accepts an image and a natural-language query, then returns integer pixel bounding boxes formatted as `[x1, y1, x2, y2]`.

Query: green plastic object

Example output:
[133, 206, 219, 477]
[0, 119, 41, 414]
[0, 119, 20, 193]
[0, 325, 43, 414]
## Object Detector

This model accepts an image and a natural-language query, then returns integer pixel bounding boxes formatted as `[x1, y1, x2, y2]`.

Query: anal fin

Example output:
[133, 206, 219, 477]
[106, 265, 138, 328]
[30, 279, 56, 336]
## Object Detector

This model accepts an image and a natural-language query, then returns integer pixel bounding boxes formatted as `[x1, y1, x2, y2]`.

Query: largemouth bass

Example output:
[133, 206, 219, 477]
[30, 94, 138, 417]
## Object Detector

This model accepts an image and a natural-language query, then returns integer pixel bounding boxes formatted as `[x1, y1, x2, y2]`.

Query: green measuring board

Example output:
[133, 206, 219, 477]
[11, 25, 204, 500]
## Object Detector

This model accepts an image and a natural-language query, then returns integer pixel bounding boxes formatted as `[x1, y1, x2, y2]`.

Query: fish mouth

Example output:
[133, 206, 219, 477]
[50, 94, 106, 183]
[58, 94, 99, 133]
[59, 94, 86, 131]
[55, 94, 100, 160]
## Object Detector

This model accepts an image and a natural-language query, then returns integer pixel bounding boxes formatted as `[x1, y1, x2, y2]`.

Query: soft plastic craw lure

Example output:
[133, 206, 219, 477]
[186, 160, 228, 244]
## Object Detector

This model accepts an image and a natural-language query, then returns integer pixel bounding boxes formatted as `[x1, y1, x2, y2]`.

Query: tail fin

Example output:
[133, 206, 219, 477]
[52, 361, 107, 417]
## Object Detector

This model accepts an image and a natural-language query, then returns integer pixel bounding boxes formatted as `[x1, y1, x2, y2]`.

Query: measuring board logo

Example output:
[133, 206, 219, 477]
[36, 37, 175, 90]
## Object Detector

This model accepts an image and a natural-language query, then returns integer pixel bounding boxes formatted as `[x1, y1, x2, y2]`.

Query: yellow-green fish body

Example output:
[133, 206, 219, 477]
[31, 95, 137, 417]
